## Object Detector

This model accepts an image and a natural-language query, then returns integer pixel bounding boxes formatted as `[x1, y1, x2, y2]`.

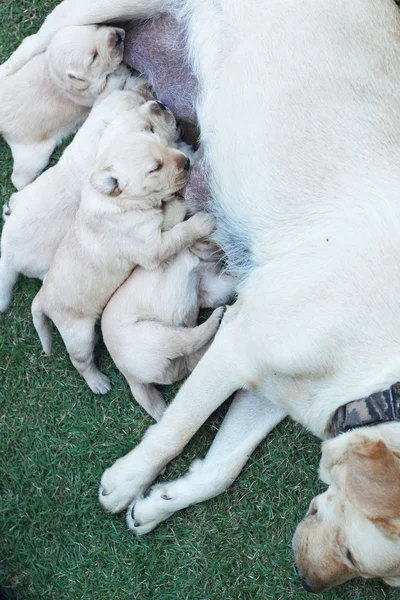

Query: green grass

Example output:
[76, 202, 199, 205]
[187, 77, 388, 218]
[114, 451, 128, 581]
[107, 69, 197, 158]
[0, 2, 400, 599]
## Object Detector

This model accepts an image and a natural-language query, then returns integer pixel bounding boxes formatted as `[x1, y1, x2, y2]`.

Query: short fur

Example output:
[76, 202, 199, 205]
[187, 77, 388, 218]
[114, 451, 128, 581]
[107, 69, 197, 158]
[0, 88, 179, 312]
[31, 128, 214, 394]
[0, 24, 126, 190]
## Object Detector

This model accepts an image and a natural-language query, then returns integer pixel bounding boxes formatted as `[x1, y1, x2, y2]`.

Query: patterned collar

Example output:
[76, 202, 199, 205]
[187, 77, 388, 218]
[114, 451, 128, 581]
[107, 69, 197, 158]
[331, 382, 400, 437]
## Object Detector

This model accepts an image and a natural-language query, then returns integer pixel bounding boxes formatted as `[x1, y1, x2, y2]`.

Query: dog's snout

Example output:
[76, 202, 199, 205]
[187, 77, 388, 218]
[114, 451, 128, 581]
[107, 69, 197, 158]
[301, 576, 324, 595]
[156, 100, 167, 111]
[184, 157, 191, 172]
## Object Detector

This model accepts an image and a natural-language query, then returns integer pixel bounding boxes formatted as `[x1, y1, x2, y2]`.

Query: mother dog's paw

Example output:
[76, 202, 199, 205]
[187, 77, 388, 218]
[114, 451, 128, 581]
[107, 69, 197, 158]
[126, 483, 180, 535]
[99, 452, 157, 514]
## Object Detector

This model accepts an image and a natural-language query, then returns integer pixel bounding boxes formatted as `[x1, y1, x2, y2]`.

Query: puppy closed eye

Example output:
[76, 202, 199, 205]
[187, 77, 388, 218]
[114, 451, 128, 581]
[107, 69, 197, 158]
[346, 549, 356, 567]
[149, 162, 162, 174]
[91, 52, 98, 64]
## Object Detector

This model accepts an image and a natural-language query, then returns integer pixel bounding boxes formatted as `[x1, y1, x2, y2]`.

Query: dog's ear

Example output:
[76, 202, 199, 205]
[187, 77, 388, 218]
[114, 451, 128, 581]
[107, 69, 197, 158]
[345, 440, 400, 539]
[67, 71, 89, 91]
[90, 169, 122, 197]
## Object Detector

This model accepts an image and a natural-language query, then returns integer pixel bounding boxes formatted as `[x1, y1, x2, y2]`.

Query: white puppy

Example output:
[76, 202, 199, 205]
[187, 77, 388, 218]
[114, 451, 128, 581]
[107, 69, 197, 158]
[31, 130, 214, 394]
[0, 24, 126, 190]
[0, 91, 179, 312]
[102, 221, 235, 420]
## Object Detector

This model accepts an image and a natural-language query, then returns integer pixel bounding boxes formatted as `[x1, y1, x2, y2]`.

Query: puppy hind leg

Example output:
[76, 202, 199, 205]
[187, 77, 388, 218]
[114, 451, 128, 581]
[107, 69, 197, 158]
[10, 141, 55, 190]
[57, 317, 111, 394]
[31, 295, 53, 354]
[0, 259, 19, 312]
[128, 391, 287, 534]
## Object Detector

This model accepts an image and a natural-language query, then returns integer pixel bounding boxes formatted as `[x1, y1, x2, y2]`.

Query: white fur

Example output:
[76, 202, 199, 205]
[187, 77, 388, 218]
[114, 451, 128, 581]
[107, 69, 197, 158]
[3, 0, 400, 589]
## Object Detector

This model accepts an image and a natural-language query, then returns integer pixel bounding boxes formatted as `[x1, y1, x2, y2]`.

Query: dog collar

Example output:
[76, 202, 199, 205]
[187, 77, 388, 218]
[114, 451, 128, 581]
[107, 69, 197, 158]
[331, 382, 400, 437]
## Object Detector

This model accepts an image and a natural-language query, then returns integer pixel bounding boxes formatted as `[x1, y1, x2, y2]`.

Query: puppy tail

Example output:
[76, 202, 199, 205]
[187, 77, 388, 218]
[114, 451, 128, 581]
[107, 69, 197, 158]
[0, 259, 18, 312]
[127, 380, 166, 422]
[31, 296, 52, 355]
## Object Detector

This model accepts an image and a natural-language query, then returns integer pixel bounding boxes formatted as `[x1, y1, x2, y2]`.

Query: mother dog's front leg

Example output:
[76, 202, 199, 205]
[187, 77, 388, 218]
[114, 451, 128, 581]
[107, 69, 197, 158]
[99, 313, 247, 514]
[0, 0, 166, 78]
[127, 390, 287, 535]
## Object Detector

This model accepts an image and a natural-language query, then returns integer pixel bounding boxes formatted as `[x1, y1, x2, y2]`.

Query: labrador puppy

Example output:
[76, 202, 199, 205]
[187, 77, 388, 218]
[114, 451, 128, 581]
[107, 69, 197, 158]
[4, 0, 400, 593]
[31, 130, 214, 394]
[0, 92, 179, 312]
[102, 219, 235, 421]
[0, 24, 126, 190]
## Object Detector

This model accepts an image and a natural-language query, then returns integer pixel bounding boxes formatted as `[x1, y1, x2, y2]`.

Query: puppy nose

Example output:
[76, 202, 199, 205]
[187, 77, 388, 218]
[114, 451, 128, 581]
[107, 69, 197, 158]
[184, 158, 191, 172]
[156, 100, 167, 111]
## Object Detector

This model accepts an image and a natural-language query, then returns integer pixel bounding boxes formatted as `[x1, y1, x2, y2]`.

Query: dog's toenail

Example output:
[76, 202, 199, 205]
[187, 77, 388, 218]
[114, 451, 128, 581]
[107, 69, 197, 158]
[161, 494, 171, 500]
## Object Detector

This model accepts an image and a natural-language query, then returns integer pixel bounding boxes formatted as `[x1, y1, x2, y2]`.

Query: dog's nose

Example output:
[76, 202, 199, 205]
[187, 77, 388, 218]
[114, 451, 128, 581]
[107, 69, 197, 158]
[184, 157, 191, 172]
[301, 576, 323, 594]
[156, 100, 167, 111]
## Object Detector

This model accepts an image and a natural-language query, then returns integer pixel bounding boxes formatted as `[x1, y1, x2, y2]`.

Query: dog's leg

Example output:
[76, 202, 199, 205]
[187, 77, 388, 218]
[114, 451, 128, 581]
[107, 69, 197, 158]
[56, 316, 111, 394]
[128, 390, 287, 534]
[0, 0, 167, 78]
[10, 140, 56, 190]
[200, 271, 237, 308]
[99, 311, 246, 514]
[0, 258, 19, 312]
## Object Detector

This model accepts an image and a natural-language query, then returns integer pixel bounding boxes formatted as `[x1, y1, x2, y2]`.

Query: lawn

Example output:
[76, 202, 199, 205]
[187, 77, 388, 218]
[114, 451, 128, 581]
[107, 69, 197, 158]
[0, 2, 399, 599]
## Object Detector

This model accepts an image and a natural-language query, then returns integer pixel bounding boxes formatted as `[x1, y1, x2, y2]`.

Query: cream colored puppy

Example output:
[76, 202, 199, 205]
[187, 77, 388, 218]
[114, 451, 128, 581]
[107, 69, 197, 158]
[102, 223, 235, 421]
[0, 92, 179, 312]
[31, 131, 214, 394]
[0, 24, 126, 190]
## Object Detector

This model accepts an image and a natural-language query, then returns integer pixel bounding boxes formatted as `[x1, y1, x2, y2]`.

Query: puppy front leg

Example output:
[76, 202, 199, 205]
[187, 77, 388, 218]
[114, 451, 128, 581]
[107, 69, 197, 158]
[10, 140, 57, 190]
[161, 198, 187, 231]
[153, 211, 215, 266]
[0, 0, 167, 78]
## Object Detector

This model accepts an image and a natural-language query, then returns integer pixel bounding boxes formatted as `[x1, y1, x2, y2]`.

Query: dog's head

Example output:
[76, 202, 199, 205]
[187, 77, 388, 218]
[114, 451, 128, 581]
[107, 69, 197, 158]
[91, 130, 190, 205]
[137, 100, 179, 145]
[293, 435, 400, 593]
[47, 25, 125, 101]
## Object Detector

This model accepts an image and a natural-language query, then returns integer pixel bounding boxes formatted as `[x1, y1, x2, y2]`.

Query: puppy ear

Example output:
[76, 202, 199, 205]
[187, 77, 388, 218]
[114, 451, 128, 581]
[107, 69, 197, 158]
[67, 71, 89, 91]
[90, 169, 122, 197]
[346, 440, 400, 538]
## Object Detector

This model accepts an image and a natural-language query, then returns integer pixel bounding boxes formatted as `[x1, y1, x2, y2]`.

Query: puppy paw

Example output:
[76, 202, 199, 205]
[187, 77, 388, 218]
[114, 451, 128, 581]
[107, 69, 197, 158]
[189, 211, 216, 238]
[86, 372, 111, 395]
[99, 452, 157, 514]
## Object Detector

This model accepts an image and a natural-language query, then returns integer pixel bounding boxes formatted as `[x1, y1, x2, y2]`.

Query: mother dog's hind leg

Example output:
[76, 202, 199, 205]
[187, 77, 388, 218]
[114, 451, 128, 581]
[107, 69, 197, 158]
[0, 0, 169, 78]
[99, 311, 250, 514]
[127, 390, 287, 534]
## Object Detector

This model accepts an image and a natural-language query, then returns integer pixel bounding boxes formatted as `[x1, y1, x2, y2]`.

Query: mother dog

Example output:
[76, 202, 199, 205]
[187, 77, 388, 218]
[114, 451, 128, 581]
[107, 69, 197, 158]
[3, 0, 400, 592]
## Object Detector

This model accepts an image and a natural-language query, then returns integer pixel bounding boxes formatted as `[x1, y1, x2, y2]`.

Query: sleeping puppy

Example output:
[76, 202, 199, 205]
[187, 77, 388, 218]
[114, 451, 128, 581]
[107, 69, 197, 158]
[0, 91, 179, 312]
[31, 130, 215, 394]
[102, 215, 235, 421]
[0, 24, 126, 190]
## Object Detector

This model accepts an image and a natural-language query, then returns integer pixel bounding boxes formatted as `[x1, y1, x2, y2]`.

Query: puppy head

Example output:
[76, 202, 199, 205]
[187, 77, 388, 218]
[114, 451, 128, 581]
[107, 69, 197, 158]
[47, 25, 125, 100]
[90, 132, 190, 205]
[293, 436, 400, 593]
[138, 100, 179, 144]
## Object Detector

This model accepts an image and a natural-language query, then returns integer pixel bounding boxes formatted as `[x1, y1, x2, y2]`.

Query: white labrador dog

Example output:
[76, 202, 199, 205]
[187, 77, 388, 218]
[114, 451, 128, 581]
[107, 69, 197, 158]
[0, 24, 126, 190]
[0, 90, 179, 312]
[3, 0, 400, 592]
[31, 129, 214, 394]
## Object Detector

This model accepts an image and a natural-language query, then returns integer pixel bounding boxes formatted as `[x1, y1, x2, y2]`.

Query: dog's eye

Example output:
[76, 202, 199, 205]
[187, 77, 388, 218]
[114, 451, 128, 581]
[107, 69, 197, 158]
[91, 52, 98, 64]
[346, 549, 356, 567]
[149, 125, 155, 133]
[149, 163, 162, 173]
